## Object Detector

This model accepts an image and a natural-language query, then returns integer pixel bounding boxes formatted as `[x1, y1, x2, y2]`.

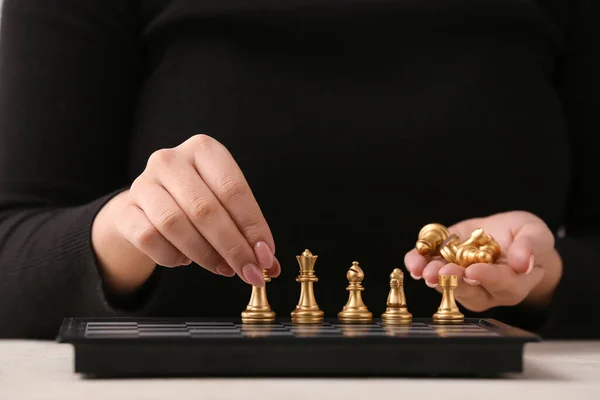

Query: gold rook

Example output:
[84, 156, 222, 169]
[432, 275, 464, 324]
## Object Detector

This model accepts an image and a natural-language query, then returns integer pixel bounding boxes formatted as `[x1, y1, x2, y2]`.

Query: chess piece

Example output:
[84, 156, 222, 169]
[456, 244, 495, 267]
[338, 261, 373, 323]
[416, 223, 450, 256]
[439, 233, 460, 264]
[480, 242, 501, 260]
[432, 275, 464, 324]
[241, 269, 275, 323]
[455, 228, 501, 267]
[291, 249, 324, 324]
[470, 227, 501, 261]
[460, 227, 493, 248]
[381, 268, 412, 325]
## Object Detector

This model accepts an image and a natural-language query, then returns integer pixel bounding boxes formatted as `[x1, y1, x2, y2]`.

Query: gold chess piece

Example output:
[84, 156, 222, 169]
[338, 261, 373, 323]
[455, 228, 502, 267]
[416, 223, 450, 256]
[241, 269, 275, 323]
[439, 233, 460, 264]
[432, 275, 464, 324]
[456, 244, 495, 267]
[440, 228, 502, 267]
[291, 249, 324, 324]
[381, 268, 412, 325]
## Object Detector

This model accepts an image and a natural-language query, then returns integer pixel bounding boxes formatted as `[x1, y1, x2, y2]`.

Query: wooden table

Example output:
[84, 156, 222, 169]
[1, 340, 599, 399]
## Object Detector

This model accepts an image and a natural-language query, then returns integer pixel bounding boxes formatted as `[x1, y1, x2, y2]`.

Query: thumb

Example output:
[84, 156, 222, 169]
[507, 220, 555, 274]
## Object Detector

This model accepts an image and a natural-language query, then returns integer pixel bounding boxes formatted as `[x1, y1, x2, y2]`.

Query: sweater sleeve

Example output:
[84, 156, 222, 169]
[0, 0, 158, 339]
[539, 0, 600, 339]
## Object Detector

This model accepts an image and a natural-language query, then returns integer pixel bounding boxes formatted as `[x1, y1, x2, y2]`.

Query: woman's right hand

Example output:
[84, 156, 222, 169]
[92, 134, 279, 295]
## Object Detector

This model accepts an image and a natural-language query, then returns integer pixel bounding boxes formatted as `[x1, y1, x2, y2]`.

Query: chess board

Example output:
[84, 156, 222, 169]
[57, 317, 540, 377]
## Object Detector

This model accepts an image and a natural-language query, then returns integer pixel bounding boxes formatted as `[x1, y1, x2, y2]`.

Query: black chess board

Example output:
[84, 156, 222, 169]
[58, 317, 540, 377]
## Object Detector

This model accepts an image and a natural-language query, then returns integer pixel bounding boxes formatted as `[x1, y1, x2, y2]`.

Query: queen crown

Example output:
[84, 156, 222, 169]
[296, 249, 317, 274]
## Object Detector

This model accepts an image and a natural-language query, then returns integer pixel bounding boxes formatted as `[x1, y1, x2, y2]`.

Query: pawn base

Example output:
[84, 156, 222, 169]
[381, 308, 413, 325]
[338, 308, 373, 323]
[432, 309, 464, 324]
[291, 308, 324, 324]
[241, 308, 276, 324]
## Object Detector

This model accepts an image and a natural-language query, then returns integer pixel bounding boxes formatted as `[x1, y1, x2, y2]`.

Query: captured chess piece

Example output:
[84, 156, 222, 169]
[439, 228, 502, 268]
[455, 227, 501, 267]
[439, 233, 460, 264]
[432, 275, 464, 324]
[381, 268, 412, 325]
[241, 269, 276, 323]
[338, 261, 373, 323]
[416, 223, 450, 256]
[291, 249, 324, 324]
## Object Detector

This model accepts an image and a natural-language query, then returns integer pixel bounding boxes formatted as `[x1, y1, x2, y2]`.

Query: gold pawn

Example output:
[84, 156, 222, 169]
[338, 261, 373, 323]
[381, 268, 412, 325]
[432, 275, 464, 324]
[291, 249, 324, 324]
[241, 269, 276, 323]
[416, 223, 450, 256]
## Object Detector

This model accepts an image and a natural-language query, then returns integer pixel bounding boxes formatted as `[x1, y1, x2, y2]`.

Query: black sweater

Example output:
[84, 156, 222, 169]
[0, 0, 598, 339]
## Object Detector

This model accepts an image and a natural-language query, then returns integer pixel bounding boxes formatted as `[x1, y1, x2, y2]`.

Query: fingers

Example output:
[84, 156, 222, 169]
[421, 259, 446, 288]
[406, 258, 495, 312]
[216, 261, 236, 277]
[410, 261, 545, 312]
[152, 156, 266, 287]
[268, 256, 282, 278]
[125, 135, 277, 287]
[254, 240, 274, 272]
[117, 204, 189, 267]
[133, 180, 226, 275]
[464, 263, 544, 305]
[182, 134, 276, 257]
[507, 219, 555, 274]
[404, 249, 428, 280]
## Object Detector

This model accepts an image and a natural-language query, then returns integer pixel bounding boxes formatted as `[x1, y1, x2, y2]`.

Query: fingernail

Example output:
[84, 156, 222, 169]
[463, 278, 481, 285]
[410, 273, 422, 280]
[216, 262, 234, 277]
[525, 255, 534, 275]
[182, 258, 192, 266]
[425, 280, 438, 288]
[242, 264, 265, 287]
[269, 256, 281, 278]
[254, 241, 274, 270]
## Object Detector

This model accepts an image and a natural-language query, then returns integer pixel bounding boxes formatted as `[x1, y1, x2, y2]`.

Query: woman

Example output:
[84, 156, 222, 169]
[0, 0, 597, 339]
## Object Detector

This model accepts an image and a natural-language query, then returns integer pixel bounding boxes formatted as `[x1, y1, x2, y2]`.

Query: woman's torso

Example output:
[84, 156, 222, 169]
[127, 0, 570, 318]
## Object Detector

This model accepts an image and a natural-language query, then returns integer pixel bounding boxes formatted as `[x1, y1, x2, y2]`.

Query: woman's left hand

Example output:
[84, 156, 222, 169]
[404, 211, 563, 312]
